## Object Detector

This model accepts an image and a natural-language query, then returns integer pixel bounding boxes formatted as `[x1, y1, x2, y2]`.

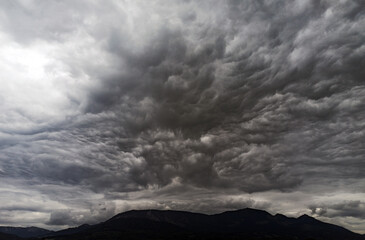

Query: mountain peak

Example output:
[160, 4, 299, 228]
[16, 208, 364, 240]
[0, 226, 53, 238]
[298, 214, 316, 220]
[215, 207, 272, 217]
[88, 209, 365, 240]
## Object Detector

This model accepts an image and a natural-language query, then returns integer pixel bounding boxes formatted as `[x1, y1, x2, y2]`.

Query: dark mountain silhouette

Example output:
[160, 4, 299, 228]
[0, 231, 22, 240]
[0, 226, 53, 238]
[49, 224, 91, 237]
[40, 208, 365, 240]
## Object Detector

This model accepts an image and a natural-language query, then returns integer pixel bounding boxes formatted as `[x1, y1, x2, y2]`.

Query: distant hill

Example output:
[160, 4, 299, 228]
[50, 224, 91, 237]
[0, 226, 53, 238]
[0, 231, 22, 240]
[41, 208, 365, 240]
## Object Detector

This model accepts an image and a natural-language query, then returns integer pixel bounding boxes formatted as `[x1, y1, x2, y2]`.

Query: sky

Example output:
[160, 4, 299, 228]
[0, 0, 364, 234]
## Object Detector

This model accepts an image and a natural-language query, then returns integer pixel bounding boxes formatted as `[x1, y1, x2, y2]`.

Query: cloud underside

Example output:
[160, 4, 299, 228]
[0, 0, 364, 233]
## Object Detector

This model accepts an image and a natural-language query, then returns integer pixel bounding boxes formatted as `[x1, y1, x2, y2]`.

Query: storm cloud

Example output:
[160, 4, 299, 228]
[0, 0, 364, 234]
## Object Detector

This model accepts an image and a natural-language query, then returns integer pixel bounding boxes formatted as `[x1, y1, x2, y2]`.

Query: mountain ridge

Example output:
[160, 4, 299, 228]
[0, 231, 23, 240]
[1, 208, 364, 240]
[43, 208, 365, 240]
[0, 226, 53, 238]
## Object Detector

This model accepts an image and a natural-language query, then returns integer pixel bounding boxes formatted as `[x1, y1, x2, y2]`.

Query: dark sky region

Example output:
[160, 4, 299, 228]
[0, 0, 364, 234]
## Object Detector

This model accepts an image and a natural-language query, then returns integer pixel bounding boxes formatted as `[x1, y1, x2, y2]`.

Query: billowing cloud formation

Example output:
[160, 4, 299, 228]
[0, 0, 364, 233]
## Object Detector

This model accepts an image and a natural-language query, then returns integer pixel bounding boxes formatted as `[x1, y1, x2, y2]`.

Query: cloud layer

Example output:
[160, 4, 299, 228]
[0, 0, 364, 233]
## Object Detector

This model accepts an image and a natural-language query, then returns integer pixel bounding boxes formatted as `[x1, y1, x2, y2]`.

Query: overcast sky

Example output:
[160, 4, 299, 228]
[0, 0, 364, 234]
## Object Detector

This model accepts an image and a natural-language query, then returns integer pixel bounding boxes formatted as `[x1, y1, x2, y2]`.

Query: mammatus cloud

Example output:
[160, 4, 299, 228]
[0, 0, 364, 234]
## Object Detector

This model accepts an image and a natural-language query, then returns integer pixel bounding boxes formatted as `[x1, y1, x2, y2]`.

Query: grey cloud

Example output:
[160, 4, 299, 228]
[2, 0, 363, 194]
[47, 211, 78, 226]
[0, 0, 364, 233]
[0, 0, 119, 44]
[144, 197, 271, 215]
[310, 201, 365, 219]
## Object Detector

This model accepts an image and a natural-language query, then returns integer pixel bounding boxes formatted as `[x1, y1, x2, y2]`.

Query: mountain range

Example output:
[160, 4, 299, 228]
[0, 208, 364, 240]
[0, 226, 53, 239]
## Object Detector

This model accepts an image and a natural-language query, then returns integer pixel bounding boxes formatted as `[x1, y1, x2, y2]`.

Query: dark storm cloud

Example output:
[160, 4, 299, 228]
[70, 0, 365, 194]
[0, 0, 364, 233]
[47, 211, 77, 226]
